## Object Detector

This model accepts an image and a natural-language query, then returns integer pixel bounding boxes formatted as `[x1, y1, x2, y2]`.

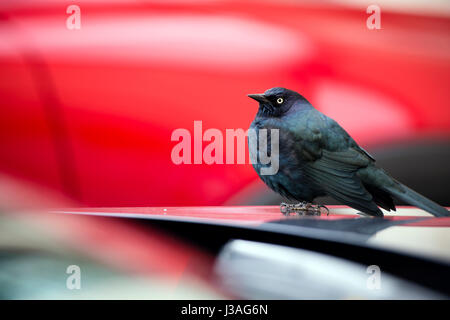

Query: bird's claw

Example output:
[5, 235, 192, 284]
[280, 202, 329, 216]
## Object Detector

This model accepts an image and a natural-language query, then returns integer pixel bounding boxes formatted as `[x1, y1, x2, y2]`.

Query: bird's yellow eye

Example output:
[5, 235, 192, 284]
[277, 97, 284, 104]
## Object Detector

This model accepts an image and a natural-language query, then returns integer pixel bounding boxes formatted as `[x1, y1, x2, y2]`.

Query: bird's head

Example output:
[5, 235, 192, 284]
[248, 87, 306, 117]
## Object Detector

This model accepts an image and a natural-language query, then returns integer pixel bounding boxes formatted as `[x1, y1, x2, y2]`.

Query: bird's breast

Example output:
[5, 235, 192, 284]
[249, 121, 318, 201]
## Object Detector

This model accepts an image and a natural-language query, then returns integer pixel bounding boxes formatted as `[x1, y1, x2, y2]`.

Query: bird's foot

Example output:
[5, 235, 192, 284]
[280, 202, 329, 216]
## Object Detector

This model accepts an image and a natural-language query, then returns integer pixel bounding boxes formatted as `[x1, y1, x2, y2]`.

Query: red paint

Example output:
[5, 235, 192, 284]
[53, 206, 450, 227]
[0, 1, 449, 207]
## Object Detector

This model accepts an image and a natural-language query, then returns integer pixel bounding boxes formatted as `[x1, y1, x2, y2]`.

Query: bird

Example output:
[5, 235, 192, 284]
[248, 87, 449, 217]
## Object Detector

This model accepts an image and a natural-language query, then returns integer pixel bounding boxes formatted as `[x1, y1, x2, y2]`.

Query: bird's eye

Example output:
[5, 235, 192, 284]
[277, 97, 284, 104]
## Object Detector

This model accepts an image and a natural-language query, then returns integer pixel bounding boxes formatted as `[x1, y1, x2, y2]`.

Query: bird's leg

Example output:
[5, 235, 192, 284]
[280, 202, 329, 216]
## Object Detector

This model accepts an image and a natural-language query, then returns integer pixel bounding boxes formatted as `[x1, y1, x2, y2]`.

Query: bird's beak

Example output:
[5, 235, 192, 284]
[248, 93, 269, 104]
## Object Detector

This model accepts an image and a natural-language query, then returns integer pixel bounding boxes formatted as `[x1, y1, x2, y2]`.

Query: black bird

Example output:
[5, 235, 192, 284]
[248, 87, 449, 217]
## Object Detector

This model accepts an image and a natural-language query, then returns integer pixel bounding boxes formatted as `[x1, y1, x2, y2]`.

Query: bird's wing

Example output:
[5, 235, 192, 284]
[304, 149, 382, 216]
[294, 114, 383, 216]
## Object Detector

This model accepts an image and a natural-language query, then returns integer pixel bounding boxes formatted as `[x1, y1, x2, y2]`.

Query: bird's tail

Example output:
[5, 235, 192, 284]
[378, 171, 449, 217]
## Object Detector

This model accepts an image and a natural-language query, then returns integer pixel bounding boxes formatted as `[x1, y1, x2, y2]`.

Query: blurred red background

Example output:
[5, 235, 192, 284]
[0, 0, 449, 208]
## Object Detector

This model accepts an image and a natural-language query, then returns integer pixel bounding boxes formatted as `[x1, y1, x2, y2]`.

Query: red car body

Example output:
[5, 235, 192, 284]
[0, 1, 449, 207]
